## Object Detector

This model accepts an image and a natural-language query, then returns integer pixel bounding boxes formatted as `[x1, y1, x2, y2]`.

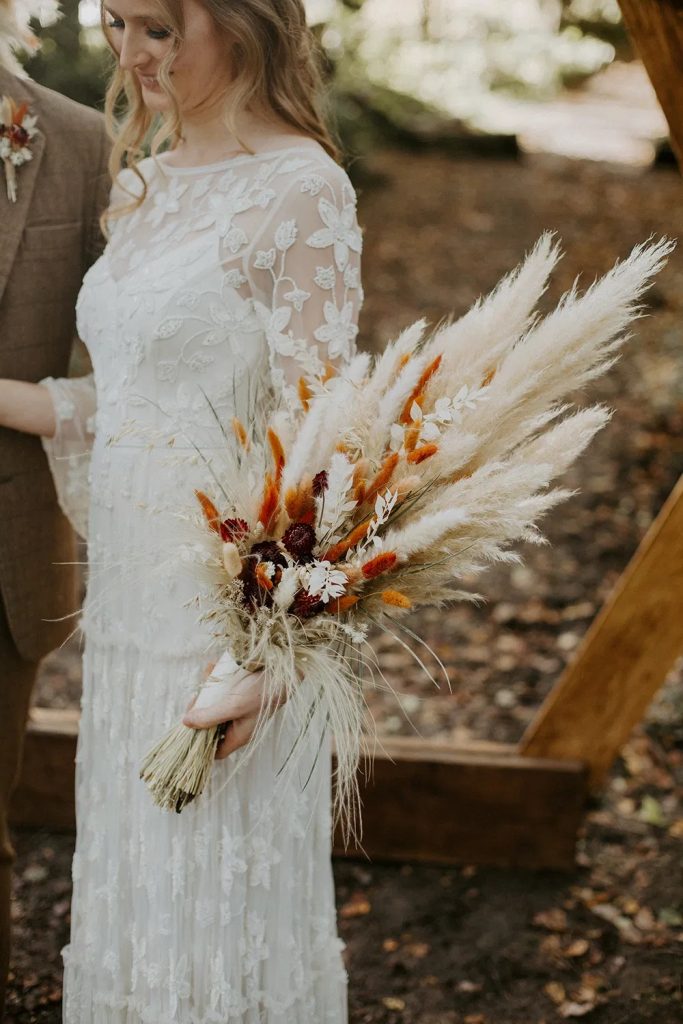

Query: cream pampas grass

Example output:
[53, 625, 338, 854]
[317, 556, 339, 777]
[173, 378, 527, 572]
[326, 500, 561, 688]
[0, 0, 59, 76]
[140, 234, 674, 843]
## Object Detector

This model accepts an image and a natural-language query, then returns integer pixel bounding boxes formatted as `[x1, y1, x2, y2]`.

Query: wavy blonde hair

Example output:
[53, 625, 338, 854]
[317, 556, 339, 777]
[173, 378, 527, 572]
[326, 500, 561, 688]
[102, 0, 340, 229]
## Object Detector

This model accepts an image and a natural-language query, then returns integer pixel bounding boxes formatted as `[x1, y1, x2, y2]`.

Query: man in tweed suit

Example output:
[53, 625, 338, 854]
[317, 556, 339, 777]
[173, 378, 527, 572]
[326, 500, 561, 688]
[0, 4, 110, 1015]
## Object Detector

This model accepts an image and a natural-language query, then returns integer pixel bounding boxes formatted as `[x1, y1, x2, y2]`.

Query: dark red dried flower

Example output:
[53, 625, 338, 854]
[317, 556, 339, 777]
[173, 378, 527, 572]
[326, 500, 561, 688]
[312, 470, 328, 497]
[250, 540, 288, 568]
[219, 517, 249, 543]
[237, 542, 285, 609]
[290, 588, 324, 619]
[8, 124, 29, 146]
[282, 522, 316, 562]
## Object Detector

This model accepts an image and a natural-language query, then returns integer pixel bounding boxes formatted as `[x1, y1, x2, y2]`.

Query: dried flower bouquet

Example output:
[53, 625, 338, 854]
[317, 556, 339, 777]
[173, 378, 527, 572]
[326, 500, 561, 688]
[140, 233, 673, 841]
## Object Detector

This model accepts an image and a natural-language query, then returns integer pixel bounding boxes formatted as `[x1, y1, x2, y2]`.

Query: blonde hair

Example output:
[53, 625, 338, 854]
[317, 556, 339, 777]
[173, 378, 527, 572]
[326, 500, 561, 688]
[102, 0, 340, 228]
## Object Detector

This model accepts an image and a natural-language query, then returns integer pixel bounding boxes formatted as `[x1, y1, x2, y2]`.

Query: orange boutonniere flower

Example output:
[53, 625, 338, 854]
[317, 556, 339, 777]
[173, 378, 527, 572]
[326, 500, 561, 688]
[0, 96, 38, 203]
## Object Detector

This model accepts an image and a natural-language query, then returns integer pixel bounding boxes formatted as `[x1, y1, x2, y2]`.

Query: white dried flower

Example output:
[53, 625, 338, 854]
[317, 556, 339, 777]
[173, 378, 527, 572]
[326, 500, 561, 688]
[304, 559, 348, 604]
[273, 565, 301, 609]
[221, 542, 242, 578]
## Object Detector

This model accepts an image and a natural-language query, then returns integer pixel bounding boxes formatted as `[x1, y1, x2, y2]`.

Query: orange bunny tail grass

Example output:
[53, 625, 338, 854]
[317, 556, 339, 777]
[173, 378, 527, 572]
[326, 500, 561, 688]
[400, 353, 443, 423]
[297, 377, 312, 411]
[353, 480, 367, 504]
[403, 424, 421, 453]
[284, 479, 316, 524]
[267, 427, 286, 485]
[326, 594, 360, 614]
[323, 516, 374, 563]
[381, 588, 412, 609]
[361, 551, 397, 579]
[257, 473, 280, 533]
[407, 443, 438, 465]
[365, 451, 399, 504]
[482, 364, 496, 387]
[195, 490, 221, 534]
[255, 562, 274, 591]
[232, 417, 250, 451]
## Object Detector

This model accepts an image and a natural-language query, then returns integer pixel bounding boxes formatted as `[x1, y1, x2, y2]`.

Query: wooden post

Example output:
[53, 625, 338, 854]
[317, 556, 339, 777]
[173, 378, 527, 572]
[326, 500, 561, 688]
[617, 0, 683, 167]
[520, 475, 683, 786]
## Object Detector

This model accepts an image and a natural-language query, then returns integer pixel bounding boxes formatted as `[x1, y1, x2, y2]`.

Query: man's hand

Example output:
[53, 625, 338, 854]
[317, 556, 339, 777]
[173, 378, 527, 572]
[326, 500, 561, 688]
[183, 664, 287, 760]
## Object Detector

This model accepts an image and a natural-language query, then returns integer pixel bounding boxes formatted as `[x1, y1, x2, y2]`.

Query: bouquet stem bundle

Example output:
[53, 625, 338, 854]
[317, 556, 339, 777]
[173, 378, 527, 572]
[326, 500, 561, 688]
[140, 721, 226, 814]
[140, 233, 674, 842]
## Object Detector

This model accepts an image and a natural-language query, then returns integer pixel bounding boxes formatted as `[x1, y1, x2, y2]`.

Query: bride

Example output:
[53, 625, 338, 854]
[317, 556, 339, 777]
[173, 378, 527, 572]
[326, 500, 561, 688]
[0, 0, 363, 1019]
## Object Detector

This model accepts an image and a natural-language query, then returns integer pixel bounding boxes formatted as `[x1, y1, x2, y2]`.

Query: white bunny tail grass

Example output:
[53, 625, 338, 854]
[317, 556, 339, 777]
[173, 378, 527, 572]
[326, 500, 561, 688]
[140, 720, 225, 813]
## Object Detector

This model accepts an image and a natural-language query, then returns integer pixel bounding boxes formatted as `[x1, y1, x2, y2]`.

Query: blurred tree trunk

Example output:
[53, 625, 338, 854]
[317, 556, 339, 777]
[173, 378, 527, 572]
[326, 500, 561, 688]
[617, 0, 683, 168]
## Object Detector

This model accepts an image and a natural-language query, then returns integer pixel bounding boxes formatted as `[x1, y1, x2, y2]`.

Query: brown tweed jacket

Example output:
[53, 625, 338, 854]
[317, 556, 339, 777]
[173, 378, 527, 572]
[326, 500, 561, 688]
[0, 66, 110, 662]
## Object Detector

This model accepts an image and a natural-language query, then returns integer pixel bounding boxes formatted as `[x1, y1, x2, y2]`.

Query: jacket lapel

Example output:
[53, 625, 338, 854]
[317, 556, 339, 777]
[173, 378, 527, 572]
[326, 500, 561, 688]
[0, 71, 46, 305]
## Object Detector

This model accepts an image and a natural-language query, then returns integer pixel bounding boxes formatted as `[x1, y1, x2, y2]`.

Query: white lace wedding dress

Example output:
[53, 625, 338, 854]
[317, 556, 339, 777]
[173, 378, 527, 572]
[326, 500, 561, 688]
[40, 141, 364, 1023]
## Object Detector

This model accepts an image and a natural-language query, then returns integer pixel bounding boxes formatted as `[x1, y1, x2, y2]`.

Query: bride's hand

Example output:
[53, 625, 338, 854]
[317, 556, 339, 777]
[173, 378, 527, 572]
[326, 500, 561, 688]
[182, 663, 287, 760]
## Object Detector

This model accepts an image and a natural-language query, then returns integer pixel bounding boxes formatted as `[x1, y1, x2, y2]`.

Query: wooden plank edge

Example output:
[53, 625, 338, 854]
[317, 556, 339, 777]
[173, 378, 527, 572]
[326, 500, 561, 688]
[13, 707, 588, 869]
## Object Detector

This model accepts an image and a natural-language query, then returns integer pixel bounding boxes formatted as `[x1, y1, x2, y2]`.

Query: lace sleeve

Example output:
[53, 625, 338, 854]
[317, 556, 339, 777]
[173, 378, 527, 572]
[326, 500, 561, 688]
[245, 164, 364, 415]
[40, 374, 97, 540]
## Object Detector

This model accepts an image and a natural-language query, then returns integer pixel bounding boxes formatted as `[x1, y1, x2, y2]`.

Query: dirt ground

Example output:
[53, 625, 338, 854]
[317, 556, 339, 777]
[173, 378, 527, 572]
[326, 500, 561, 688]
[8, 138, 683, 1022]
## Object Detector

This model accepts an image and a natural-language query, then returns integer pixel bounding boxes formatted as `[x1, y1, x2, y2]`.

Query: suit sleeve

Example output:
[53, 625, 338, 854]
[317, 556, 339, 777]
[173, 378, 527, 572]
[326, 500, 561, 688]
[40, 124, 110, 540]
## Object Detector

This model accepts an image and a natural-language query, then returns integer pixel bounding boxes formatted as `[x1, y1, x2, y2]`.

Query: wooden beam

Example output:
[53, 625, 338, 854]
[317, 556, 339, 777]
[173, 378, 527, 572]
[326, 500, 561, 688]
[520, 475, 683, 786]
[11, 707, 79, 832]
[12, 708, 588, 869]
[334, 736, 587, 870]
[618, 0, 683, 168]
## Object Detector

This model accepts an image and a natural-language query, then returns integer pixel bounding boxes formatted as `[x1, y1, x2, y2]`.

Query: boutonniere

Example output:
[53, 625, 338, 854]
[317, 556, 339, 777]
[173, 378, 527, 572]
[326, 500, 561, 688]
[0, 96, 38, 203]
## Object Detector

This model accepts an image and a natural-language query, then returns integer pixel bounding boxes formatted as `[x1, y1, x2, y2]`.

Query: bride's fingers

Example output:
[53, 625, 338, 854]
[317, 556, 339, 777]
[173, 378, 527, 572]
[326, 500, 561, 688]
[215, 713, 258, 760]
[183, 694, 251, 729]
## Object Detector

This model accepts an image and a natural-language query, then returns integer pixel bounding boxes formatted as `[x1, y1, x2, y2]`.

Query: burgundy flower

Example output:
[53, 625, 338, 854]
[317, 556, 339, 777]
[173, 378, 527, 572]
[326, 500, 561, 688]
[290, 588, 324, 619]
[219, 517, 249, 543]
[250, 540, 288, 568]
[312, 470, 328, 497]
[282, 522, 316, 563]
[8, 124, 28, 146]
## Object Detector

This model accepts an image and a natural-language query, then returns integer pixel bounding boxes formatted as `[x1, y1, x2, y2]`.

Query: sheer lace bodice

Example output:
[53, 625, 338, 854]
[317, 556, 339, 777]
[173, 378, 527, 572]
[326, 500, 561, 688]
[44, 144, 363, 541]
[40, 142, 364, 1024]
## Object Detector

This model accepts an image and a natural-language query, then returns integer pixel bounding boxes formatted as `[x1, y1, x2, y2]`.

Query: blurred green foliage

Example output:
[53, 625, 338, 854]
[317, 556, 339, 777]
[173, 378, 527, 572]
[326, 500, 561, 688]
[22, 0, 628, 156]
[24, 0, 111, 110]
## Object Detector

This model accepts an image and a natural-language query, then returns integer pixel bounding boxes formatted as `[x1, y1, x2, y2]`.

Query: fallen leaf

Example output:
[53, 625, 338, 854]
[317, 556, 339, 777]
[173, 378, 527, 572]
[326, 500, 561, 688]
[639, 795, 668, 828]
[565, 939, 590, 958]
[545, 981, 566, 1005]
[534, 908, 568, 932]
[404, 942, 430, 958]
[457, 980, 483, 994]
[633, 906, 656, 931]
[383, 938, 399, 952]
[590, 904, 641, 944]
[620, 898, 640, 916]
[659, 908, 683, 927]
[382, 996, 405, 1011]
[22, 865, 48, 883]
[559, 1000, 596, 1017]
[340, 893, 371, 918]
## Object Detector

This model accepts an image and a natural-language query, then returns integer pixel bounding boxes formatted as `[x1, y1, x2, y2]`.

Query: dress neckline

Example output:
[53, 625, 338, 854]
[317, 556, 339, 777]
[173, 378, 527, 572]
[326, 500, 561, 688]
[155, 142, 328, 175]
